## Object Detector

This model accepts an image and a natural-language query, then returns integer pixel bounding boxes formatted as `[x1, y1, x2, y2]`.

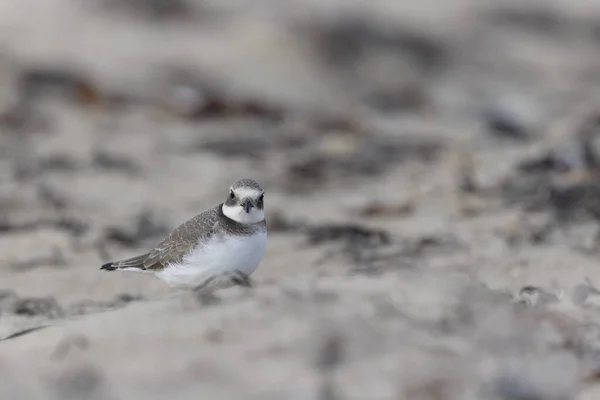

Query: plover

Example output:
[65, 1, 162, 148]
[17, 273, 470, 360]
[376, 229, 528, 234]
[100, 178, 267, 293]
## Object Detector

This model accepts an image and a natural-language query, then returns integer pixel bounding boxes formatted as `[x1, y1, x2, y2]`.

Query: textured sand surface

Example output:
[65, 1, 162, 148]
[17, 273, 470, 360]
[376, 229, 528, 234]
[3, 0, 600, 398]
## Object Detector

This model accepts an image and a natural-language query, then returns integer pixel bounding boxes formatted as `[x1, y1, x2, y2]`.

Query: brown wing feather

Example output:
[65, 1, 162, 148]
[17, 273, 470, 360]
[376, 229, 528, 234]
[102, 206, 221, 272]
[110, 253, 150, 269]
[142, 208, 220, 271]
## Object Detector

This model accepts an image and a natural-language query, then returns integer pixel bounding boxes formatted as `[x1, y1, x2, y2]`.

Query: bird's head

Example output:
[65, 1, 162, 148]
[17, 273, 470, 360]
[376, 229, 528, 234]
[222, 178, 265, 224]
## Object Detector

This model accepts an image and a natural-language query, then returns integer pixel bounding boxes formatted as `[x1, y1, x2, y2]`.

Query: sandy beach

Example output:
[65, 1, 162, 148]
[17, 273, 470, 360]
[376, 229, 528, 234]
[2, 0, 600, 398]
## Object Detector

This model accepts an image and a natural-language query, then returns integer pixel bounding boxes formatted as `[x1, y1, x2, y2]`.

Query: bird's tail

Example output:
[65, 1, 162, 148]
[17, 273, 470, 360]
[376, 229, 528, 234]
[100, 262, 118, 271]
[100, 253, 149, 271]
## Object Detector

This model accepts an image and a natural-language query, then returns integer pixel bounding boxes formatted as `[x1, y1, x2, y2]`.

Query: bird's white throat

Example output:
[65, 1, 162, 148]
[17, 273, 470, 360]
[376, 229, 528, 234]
[222, 203, 265, 224]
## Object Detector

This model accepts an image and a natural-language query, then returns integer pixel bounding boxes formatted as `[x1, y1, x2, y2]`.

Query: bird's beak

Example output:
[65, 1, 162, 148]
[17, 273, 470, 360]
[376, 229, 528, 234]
[242, 199, 253, 213]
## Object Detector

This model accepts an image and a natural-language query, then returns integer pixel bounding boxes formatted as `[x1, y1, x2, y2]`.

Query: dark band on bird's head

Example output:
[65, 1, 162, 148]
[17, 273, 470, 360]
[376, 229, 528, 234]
[225, 189, 237, 207]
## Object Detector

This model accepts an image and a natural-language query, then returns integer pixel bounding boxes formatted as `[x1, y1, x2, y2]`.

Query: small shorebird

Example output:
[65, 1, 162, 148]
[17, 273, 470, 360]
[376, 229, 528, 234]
[100, 178, 267, 294]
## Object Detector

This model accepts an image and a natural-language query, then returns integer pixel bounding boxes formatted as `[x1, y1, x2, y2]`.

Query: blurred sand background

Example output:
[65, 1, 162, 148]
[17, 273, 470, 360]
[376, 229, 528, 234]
[3, 0, 600, 398]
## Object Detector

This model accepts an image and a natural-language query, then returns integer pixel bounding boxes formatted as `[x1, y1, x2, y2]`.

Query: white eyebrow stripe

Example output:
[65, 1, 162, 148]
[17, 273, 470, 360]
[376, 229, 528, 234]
[233, 188, 262, 198]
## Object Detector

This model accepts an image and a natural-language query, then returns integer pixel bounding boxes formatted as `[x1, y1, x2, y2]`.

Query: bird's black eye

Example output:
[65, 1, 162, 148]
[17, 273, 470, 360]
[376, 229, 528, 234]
[229, 191, 235, 200]
[259, 193, 264, 202]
